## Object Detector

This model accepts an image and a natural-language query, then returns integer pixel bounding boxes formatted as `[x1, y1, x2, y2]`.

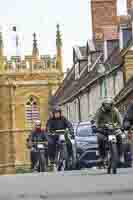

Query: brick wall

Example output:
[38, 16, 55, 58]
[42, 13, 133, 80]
[91, 0, 117, 40]
[127, 0, 133, 10]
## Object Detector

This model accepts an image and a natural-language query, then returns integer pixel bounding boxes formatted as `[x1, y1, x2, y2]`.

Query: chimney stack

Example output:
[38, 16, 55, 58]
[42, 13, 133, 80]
[127, 0, 133, 13]
[91, 0, 117, 41]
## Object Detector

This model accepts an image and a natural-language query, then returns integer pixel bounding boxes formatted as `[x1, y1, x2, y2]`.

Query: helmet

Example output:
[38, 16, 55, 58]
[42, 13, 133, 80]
[102, 97, 114, 112]
[52, 106, 62, 113]
[34, 120, 41, 126]
[90, 119, 95, 125]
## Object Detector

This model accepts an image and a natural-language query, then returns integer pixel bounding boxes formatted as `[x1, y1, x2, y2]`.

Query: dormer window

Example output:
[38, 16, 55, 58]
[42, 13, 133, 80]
[104, 39, 118, 61]
[75, 62, 80, 80]
[88, 54, 92, 71]
[100, 78, 107, 98]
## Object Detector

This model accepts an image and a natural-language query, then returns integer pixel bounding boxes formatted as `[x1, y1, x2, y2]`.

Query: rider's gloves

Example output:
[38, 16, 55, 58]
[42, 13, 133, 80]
[71, 134, 75, 139]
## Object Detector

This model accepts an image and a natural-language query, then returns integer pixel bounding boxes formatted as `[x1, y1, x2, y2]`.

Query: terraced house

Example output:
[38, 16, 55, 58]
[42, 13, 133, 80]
[53, 0, 133, 122]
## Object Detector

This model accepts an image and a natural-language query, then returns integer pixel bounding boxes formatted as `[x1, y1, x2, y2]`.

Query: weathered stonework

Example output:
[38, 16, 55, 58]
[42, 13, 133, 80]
[0, 26, 63, 174]
[124, 50, 133, 81]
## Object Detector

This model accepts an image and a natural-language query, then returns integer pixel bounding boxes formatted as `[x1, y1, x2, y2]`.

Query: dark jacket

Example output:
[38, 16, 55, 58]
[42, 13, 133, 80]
[46, 116, 74, 137]
[27, 129, 48, 148]
[123, 103, 133, 130]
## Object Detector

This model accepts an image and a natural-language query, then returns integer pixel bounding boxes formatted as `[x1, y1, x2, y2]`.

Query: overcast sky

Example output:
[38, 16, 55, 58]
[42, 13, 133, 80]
[0, 0, 127, 70]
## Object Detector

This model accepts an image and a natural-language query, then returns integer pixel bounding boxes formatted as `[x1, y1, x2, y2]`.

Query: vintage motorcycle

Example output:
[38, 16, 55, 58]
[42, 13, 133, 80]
[98, 123, 122, 174]
[49, 129, 76, 171]
[31, 141, 48, 172]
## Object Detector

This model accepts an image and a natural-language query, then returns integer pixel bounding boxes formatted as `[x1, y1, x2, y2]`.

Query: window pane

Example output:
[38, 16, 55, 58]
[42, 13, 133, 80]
[25, 97, 40, 128]
[123, 29, 132, 48]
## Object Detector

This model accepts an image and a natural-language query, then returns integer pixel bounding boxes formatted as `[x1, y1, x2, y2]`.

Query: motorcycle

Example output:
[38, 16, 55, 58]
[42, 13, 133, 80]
[49, 129, 75, 171]
[100, 124, 121, 174]
[31, 141, 48, 172]
[122, 127, 133, 168]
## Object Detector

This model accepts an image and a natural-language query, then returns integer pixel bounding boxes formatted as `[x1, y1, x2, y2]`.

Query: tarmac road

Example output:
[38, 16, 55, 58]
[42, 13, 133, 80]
[0, 168, 133, 200]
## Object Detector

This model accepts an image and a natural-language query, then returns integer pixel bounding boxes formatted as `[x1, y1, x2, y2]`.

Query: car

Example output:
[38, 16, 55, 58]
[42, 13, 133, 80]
[72, 122, 79, 136]
[75, 121, 100, 169]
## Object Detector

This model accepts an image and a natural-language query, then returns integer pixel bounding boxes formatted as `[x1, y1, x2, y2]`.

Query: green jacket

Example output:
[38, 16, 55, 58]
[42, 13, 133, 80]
[95, 106, 122, 128]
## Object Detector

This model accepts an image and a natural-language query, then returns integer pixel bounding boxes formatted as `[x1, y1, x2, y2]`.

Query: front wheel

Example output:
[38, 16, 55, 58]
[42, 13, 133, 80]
[57, 144, 68, 171]
[108, 143, 118, 174]
[39, 152, 47, 172]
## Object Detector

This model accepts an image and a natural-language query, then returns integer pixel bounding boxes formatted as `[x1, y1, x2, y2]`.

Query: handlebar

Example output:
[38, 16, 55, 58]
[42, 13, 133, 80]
[48, 129, 69, 135]
[30, 141, 48, 145]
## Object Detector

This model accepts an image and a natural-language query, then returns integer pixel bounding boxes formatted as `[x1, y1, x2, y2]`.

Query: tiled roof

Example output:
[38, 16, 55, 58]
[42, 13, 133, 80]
[58, 62, 121, 105]
[105, 47, 123, 66]
[53, 34, 133, 106]
[115, 76, 133, 104]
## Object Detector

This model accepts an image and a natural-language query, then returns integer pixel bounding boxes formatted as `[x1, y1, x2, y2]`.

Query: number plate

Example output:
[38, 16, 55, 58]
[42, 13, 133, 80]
[37, 144, 44, 149]
[108, 135, 116, 142]
[59, 135, 65, 141]
[121, 134, 126, 139]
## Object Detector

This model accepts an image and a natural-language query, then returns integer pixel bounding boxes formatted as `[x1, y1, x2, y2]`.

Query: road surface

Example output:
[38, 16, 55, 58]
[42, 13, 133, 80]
[0, 168, 133, 199]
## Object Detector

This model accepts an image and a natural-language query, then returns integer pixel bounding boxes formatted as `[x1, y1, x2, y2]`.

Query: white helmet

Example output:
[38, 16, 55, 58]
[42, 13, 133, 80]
[34, 120, 41, 126]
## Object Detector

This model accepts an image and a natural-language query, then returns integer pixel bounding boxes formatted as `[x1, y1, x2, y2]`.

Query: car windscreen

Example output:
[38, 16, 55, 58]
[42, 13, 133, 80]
[77, 125, 93, 137]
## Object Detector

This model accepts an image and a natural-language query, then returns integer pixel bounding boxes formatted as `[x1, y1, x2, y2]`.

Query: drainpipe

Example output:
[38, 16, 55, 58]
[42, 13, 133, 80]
[77, 97, 81, 122]
[7, 79, 16, 173]
[122, 59, 126, 86]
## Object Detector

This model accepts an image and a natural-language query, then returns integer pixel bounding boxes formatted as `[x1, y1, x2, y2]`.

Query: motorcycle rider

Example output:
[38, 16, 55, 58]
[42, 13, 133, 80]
[45, 106, 74, 166]
[27, 120, 49, 171]
[90, 119, 97, 134]
[123, 101, 133, 130]
[95, 97, 123, 163]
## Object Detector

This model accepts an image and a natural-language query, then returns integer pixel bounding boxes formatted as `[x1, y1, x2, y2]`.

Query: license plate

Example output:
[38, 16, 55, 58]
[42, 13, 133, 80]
[37, 144, 44, 149]
[59, 135, 65, 141]
[108, 135, 116, 142]
[121, 134, 126, 139]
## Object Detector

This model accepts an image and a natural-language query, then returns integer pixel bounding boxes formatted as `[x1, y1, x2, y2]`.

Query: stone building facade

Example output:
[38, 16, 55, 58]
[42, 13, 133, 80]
[0, 25, 63, 174]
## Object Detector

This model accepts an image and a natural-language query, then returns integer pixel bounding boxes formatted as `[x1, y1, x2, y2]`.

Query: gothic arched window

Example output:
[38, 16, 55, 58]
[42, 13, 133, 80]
[25, 96, 40, 128]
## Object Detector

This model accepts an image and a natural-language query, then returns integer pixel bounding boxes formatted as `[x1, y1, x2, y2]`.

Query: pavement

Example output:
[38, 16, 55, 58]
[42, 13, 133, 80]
[0, 168, 133, 199]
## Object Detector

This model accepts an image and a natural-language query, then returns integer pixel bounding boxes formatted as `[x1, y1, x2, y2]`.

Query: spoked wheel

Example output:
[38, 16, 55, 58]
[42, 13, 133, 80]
[107, 143, 118, 174]
[111, 143, 118, 174]
[57, 152, 65, 171]
[39, 152, 47, 172]
[107, 151, 111, 174]
[57, 145, 68, 171]
[33, 160, 39, 172]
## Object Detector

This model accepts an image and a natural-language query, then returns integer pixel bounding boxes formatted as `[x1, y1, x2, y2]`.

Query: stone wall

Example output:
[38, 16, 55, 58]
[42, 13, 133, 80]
[124, 50, 133, 82]
[0, 71, 61, 174]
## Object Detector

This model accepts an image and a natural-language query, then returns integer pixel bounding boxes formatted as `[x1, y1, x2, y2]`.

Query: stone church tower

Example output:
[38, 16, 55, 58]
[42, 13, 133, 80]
[0, 25, 63, 174]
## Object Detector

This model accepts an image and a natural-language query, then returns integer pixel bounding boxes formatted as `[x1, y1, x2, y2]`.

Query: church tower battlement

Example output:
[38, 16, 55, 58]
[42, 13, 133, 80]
[0, 25, 63, 75]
